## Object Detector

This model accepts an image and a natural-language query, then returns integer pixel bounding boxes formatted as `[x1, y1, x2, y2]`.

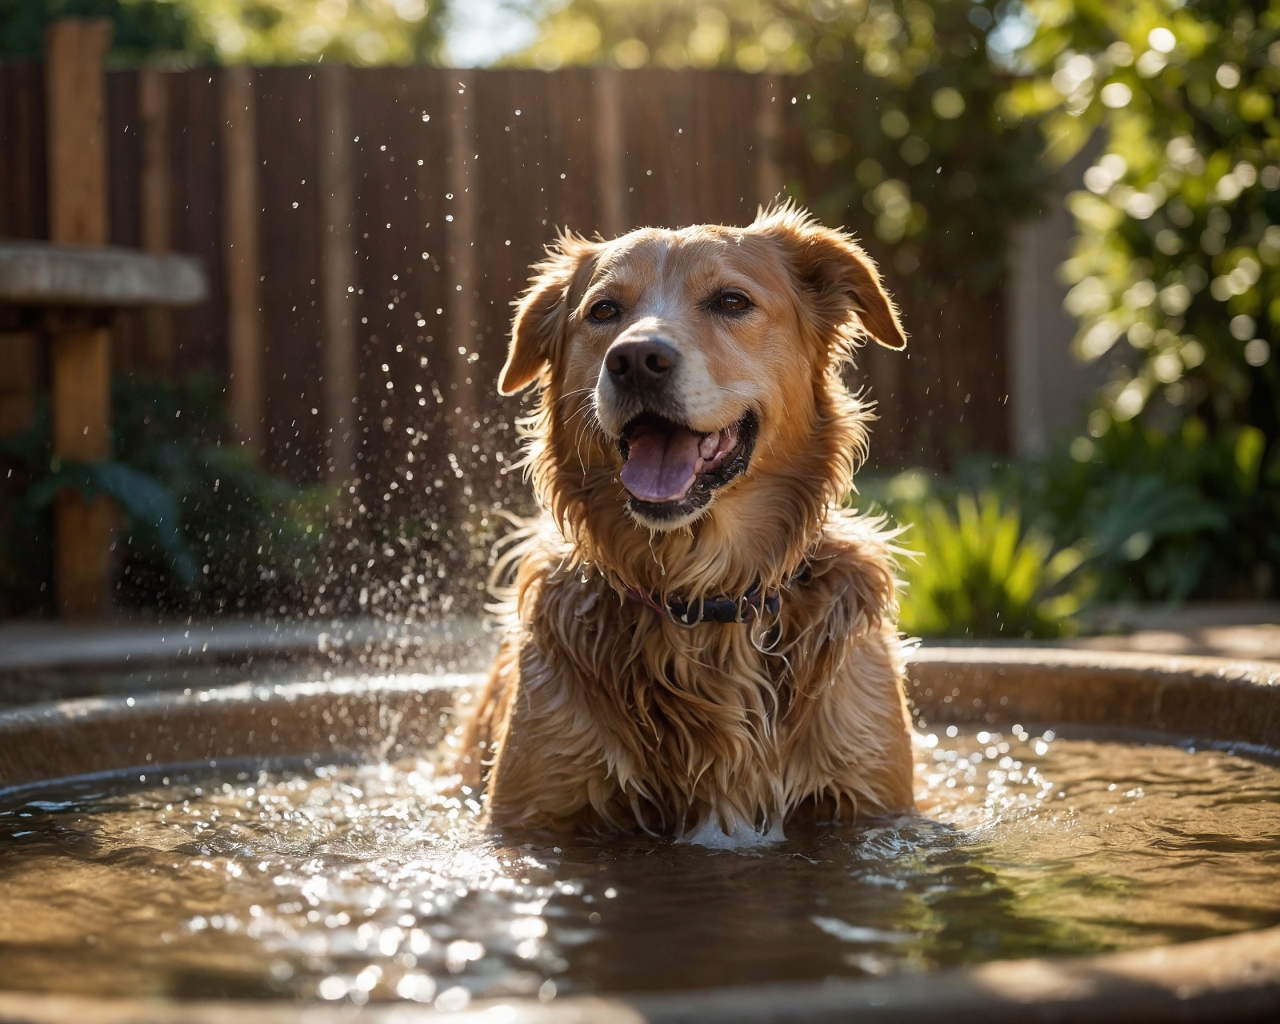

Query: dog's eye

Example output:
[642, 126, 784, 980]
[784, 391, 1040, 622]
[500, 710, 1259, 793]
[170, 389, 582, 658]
[715, 291, 751, 312]
[588, 300, 620, 322]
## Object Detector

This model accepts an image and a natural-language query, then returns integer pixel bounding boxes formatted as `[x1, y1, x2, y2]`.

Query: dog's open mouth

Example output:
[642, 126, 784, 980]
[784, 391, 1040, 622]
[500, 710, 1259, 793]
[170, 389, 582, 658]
[618, 410, 757, 521]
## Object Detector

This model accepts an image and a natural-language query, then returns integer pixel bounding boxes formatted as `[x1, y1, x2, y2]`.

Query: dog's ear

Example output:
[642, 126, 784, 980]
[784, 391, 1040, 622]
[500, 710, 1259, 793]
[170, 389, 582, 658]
[499, 234, 600, 395]
[755, 205, 906, 351]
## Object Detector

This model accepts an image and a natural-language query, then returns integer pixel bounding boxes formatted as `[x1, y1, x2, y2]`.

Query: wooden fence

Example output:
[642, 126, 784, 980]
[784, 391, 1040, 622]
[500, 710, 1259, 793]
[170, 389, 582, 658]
[1, 63, 1009, 521]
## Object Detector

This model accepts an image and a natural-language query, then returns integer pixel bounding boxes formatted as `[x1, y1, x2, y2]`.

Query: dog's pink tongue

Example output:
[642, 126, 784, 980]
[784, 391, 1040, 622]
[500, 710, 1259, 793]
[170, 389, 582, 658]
[621, 424, 701, 503]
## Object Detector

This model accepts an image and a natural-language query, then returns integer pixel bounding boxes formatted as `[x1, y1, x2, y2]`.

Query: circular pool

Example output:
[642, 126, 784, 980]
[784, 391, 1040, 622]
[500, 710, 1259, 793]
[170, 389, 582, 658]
[1, 648, 1278, 1023]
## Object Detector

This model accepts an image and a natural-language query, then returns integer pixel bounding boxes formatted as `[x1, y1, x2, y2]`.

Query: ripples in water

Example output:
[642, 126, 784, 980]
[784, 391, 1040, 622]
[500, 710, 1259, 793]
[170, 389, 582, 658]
[2, 726, 1279, 1006]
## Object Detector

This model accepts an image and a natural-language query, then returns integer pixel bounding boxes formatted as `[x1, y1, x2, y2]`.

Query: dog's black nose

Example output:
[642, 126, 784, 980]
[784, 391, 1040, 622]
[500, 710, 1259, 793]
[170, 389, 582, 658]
[605, 338, 679, 392]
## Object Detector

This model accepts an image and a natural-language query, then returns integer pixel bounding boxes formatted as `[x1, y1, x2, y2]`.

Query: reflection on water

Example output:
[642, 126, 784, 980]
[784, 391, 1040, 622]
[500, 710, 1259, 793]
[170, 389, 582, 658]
[2, 727, 1279, 1006]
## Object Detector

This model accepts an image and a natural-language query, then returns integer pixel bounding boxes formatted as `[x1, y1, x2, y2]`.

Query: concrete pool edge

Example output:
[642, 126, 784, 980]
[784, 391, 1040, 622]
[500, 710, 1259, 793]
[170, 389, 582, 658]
[905, 645, 1280, 751]
[1, 646, 1278, 1022]
[1, 923, 1278, 1023]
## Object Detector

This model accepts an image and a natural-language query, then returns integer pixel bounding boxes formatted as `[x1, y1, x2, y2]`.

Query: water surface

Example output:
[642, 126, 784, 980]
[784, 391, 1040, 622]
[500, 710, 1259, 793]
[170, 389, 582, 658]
[2, 726, 1279, 1008]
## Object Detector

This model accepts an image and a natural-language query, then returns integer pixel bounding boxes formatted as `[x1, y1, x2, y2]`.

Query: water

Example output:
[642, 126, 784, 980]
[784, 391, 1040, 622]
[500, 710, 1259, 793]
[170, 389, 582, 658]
[2, 726, 1280, 1007]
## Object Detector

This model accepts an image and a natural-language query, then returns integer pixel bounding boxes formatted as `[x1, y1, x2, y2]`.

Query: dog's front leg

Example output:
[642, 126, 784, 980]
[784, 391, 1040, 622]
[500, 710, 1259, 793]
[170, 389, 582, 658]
[780, 623, 916, 820]
[478, 639, 614, 831]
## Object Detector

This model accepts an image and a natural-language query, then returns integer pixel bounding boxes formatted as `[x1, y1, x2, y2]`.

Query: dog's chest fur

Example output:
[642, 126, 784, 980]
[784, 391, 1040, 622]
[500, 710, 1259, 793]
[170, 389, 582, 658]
[462, 513, 914, 837]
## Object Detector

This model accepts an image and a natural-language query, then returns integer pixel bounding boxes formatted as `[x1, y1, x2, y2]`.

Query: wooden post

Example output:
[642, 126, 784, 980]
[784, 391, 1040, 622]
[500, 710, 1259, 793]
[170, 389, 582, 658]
[756, 74, 785, 210]
[46, 20, 110, 246]
[139, 67, 173, 372]
[220, 66, 263, 457]
[446, 71, 478, 511]
[318, 64, 358, 482]
[52, 328, 112, 616]
[46, 18, 113, 618]
[593, 69, 626, 238]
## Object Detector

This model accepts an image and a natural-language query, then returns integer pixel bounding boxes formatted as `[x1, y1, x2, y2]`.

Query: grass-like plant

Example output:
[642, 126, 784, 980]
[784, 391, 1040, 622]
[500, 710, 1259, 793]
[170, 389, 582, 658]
[889, 487, 1087, 640]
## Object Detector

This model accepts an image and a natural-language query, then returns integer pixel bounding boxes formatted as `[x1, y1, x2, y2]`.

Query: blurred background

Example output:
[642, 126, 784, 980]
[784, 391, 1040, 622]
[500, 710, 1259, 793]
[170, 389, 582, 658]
[1, 0, 1277, 645]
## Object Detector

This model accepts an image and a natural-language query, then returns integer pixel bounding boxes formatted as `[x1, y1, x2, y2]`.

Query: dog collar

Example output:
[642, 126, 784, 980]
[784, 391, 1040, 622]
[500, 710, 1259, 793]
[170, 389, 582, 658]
[624, 581, 782, 627]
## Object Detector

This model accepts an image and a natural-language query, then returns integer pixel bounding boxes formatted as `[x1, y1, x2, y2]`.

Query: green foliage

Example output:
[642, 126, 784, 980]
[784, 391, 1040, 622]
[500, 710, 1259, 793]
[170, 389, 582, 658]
[0, 373, 485, 620]
[1009, 0, 1280, 471]
[107, 373, 333, 612]
[514, 0, 1052, 296]
[863, 406, 1275, 635]
[515, 0, 819, 72]
[28, 459, 198, 585]
[866, 474, 1087, 638]
[1018, 414, 1277, 601]
[0, 396, 203, 614]
[0, 0, 444, 64]
[0, 0, 201, 60]
[797, 1, 1052, 295]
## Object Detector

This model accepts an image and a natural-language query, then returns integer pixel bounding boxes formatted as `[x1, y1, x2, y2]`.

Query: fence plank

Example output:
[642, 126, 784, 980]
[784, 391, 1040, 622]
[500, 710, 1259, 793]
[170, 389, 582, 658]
[45, 21, 110, 246]
[756, 74, 785, 208]
[221, 66, 263, 455]
[167, 70, 228, 380]
[446, 67, 478, 501]
[104, 68, 146, 374]
[346, 67, 451, 518]
[139, 68, 173, 370]
[0, 62, 48, 242]
[0, 57, 71, 580]
[5, 60, 1012, 479]
[256, 68, 325, 481]
[593, 68, 626, 238]
[318, 64, 359, 482]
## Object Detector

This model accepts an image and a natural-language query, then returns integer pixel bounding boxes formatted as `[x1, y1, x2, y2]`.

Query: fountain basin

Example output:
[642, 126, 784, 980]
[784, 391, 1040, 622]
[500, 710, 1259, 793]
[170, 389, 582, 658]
[1, 647, 1278, 1023]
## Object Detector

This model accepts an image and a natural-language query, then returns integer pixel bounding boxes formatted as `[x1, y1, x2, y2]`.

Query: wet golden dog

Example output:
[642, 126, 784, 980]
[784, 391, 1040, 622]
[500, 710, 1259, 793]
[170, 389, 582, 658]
[459, 205, 914, 844]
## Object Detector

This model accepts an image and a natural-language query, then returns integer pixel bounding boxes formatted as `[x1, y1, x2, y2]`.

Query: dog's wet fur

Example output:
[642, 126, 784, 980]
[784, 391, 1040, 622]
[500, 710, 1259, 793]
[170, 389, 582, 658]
[458, 205, 915, 843]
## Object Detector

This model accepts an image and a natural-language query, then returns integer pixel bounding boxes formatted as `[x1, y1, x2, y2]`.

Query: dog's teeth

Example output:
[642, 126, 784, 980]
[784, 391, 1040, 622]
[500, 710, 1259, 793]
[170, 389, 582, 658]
[699, 435, 719, 459]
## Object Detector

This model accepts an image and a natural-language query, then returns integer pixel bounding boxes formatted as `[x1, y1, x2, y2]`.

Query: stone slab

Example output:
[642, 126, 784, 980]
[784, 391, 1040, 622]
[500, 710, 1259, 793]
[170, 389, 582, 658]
[0, 241, 207, 307]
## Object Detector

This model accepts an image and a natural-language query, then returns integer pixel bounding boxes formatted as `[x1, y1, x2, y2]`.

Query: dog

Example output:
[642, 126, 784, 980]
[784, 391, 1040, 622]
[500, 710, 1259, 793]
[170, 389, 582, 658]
[458, 204, 915, 844]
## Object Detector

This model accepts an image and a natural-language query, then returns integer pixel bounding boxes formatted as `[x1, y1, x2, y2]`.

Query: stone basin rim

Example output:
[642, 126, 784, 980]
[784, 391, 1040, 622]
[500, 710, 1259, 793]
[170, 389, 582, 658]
[0, 646, 1278, 1023]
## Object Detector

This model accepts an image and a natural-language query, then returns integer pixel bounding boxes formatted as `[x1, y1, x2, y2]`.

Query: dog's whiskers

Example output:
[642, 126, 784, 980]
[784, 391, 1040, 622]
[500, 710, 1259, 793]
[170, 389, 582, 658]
[555, 385, 595, 405]
[572, 405, 603, 477]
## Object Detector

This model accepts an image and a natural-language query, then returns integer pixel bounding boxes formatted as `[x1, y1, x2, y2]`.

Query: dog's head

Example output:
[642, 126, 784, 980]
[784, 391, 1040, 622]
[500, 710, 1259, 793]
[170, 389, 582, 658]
[500, 206, 904, 582]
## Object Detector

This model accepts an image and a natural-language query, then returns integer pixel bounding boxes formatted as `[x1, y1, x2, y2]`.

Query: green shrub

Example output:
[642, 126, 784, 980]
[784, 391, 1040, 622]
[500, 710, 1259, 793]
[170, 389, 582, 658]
[868, 476, 1086, 638]
[1021, 416, 1274, 601]
[0, 373, 334, 616]
[109, 373, 339, 614]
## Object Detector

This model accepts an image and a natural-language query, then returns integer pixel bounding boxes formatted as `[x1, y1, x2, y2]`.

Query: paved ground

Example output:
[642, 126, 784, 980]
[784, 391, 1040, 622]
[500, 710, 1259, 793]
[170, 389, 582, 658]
[0, 614, 492, 672]
[0, 614, 495, 706]
[0, 602, 1275, 707]
[1066, 602, 1280, 661]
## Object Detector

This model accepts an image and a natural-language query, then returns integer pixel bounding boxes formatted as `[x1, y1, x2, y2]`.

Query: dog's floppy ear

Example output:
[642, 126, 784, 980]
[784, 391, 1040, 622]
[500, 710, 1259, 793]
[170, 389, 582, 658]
[754, 204, 906, 351]
[499, 233, 600, 395]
